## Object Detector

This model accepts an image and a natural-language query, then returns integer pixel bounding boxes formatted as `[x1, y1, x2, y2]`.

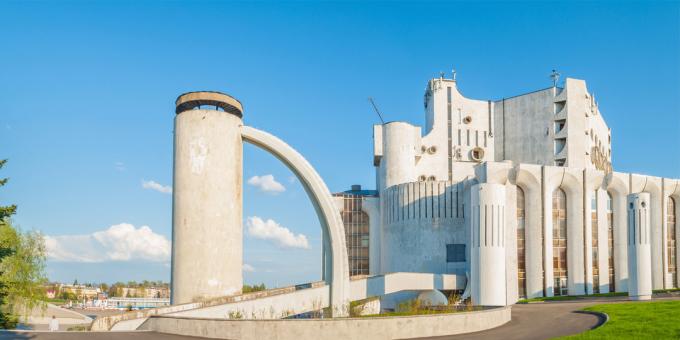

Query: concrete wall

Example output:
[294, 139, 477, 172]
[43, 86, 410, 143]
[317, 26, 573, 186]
[138, 306, 511, 340]
[380, 181, 466, 275]
[494, 87, 556, 165]
[169, 285, 329, 320]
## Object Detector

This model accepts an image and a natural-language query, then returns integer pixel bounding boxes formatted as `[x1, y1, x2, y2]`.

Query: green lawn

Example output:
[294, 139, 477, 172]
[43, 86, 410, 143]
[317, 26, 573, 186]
[560, 300, 680, 339]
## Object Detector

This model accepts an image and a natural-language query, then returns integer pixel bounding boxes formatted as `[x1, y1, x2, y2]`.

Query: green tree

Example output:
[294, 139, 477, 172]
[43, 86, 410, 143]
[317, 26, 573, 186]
[0, 159, 48, 328]
[0, 161, 16, 222]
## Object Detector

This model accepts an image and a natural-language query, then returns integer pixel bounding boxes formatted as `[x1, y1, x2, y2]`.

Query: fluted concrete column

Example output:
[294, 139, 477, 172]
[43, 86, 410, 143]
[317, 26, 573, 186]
[627, 192, 652, 301]
[471, 183, 507, 306]
[172, 92, 244, 304]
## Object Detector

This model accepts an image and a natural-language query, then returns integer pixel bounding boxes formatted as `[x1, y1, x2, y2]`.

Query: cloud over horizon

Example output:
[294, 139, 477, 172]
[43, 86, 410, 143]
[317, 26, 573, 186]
[142, 180, 172, 194]
[246, 216, 309, 249]
[46, 223, 171, 263]
[247, 175, 285, 193]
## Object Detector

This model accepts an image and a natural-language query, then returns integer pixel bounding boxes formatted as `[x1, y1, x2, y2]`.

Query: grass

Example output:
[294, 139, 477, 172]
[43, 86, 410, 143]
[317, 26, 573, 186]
[358, 297, 482, 318]
[517, 292, 627, 304]
[360, 309, 468, 317]
[559, 300, 680, 339]
[652, 288, 680, 294]
[45, 298, 69, 304]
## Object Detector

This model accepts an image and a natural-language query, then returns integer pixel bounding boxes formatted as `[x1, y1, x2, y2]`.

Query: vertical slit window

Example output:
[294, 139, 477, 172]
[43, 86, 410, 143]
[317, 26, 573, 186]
[607, 193, 615, 292]
[517, 187, 527, 298]
[668, 197, 677, 288]
[553, 188, 568, 296]
[592, 191, 599, 293]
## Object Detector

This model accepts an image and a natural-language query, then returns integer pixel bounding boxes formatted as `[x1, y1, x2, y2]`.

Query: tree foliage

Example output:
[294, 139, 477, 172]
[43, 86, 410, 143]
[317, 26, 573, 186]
[0, 160, 16, 221]
[0, 159, 48, 328]
[242, 283, 266, 293]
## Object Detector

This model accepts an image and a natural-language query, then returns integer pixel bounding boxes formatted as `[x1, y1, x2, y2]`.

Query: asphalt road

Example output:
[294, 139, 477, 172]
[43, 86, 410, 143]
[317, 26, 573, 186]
[421, 296, 630, 340]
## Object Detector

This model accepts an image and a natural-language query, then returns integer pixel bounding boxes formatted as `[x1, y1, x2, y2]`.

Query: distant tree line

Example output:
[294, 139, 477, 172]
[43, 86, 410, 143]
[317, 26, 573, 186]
[242, 283, 266, 293]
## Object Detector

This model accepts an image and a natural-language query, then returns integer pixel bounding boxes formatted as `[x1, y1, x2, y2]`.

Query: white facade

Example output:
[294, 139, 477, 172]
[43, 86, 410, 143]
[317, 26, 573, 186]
[346, 74, 680, 305]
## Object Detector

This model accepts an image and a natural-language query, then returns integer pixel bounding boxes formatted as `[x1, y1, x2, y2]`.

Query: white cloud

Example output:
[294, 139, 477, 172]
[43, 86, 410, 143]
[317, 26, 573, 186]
[243, 263, 256, 272]
[247, 175, 285, 193]
[246, 216, 309, 249]
[142, 180, 172, 194]
[46, 223, 171, 262]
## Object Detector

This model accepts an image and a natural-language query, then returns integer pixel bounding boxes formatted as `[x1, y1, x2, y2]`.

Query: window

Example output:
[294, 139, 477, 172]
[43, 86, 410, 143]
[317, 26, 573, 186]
[607, 193, 615, 292]
[555, 120, 566, 133]
[668, 198, 677, 288]
[554, 138, 566, 155]
[591, 191, 599, 293]
[517, 187, 527, 298]
[340, 195, 370, 276]
[447, 244, 466, 263]
[553, 188, 568, 296]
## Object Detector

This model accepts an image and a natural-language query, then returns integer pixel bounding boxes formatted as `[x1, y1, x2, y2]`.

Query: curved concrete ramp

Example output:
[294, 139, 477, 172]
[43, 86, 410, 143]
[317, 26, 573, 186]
[93, 272, 465, 330]
[241, 125, 350, 317]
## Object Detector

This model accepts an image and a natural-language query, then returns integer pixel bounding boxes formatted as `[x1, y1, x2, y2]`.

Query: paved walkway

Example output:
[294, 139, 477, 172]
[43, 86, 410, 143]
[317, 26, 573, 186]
[423, 296, 633, 340]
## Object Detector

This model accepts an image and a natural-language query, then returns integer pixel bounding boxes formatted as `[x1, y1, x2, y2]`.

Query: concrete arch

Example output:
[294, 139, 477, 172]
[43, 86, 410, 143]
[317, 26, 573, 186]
[543, 167, 585, 296]
[240, 126, 350, 317]
[605, 172, 630, 292]
[513, 165, 543, 298]
[667, 180, 680, 288]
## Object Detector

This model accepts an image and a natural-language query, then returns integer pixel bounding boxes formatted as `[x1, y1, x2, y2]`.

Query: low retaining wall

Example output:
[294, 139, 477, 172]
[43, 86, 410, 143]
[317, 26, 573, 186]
[139, 306, 511, 340]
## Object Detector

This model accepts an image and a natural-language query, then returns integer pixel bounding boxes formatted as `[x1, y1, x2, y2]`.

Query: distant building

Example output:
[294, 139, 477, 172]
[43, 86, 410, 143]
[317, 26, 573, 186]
[333, 185, 378, 277]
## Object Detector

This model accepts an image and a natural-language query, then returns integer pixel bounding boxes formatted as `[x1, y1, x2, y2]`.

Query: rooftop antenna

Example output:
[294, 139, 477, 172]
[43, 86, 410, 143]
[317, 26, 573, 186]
[550, 69, 561, 87]
[452, 68, 457, 81]
[368, 97, 385, 124]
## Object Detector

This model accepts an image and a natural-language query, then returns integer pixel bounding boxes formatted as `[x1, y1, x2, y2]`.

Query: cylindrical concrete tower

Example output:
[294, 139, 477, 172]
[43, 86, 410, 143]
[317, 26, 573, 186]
[471, 183, 507, 306]
[172, 91, 244, 304]
[380, 122, 417, 191]
[627, 192, 652, 301]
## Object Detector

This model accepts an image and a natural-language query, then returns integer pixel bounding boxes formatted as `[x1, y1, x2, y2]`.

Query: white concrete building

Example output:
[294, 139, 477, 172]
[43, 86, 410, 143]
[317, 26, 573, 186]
[335, 74, 680, 305]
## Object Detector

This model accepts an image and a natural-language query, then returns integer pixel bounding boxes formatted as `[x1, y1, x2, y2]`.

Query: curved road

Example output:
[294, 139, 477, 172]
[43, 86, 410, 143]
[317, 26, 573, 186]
[424, 297, 615, 340]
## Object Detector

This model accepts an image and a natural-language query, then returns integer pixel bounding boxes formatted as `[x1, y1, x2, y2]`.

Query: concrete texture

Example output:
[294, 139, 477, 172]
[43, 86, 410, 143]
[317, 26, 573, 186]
[137, 306, 511, 340]
[627, 193, 652, 300]
[471, 183, 507, 306]
[172, 102, 243, 304]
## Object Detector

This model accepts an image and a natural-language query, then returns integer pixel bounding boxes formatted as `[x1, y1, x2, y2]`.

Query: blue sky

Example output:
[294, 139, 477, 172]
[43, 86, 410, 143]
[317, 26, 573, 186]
[1, 1, 678, 287]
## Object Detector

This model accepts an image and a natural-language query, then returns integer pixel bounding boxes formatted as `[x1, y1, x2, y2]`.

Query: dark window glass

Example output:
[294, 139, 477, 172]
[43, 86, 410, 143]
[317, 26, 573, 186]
[447, 244, 466, 263]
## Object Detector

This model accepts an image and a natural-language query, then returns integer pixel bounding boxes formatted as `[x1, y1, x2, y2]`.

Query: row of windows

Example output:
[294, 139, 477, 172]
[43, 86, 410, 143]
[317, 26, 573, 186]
[340, 195, 370, 277]
[516, 188, 620, 297]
